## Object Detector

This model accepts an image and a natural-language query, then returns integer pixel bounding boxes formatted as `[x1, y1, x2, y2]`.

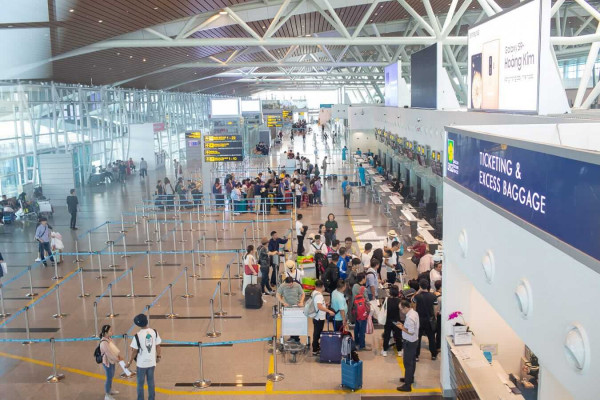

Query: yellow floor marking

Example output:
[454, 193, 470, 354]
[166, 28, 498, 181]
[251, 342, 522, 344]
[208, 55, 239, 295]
[0, 350, 441, 396]
[25, 265, 81, 308]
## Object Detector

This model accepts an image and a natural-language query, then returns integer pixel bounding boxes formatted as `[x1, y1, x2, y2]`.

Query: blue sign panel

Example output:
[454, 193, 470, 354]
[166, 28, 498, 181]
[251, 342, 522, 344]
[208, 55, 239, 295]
[446, 130, 600, 262]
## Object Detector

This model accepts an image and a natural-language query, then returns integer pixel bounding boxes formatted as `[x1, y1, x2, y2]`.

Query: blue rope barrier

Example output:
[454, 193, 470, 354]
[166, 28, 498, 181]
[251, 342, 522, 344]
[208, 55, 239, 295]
[0, 336, 272, 345]
[96, 265, 136, 301]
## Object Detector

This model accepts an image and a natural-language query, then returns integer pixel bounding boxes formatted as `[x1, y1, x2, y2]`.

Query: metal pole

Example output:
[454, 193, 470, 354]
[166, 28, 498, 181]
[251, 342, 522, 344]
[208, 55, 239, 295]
[46, 338, 65, 382]
[93, 301, 99, 337]
[179, 220, 186, 243]
[172, 226, 177, 252]
[78, 268, 89, 297]
[127, 267, 137, 298]
[108, 242, 118, 268]
[145, 220, 153, 243]
[165, 284, 178, 318]
[182, 267, 193, 298]
[22, 306, 32, 344]
[0, 279, 10, 318]
[88, 231, 95, 269]
[121, 234, 130, 259]
[51, 253, 62, 280]
[156, 234, 165, 266]
[214, 220, 219, 242]
[206, 299, 221, 338]
[106, 284, 119, 318]
[146, 305, 152, 324]
[145, 250, 155, 279]
[73, 240, 83, 263]
[223, 264, 234, 296]
[25, 266, 38, 297]
[96, 252, 106, 280]
[214, 282, 227, 316]
[193, 342, 211, 388]
[243, 228, 247, 252]
[52, 285, 67, 318]
[202, 233, 208, 259]
[267, 306, 284, 382]
[134, 206, 139, 225]
[233, 251, 241, 279]
[120, 214, 127, 233]
[105, 222, 111, 244]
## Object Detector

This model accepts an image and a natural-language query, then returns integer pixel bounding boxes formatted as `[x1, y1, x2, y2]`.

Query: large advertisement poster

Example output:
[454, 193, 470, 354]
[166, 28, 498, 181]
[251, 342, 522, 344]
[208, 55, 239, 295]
[384, 62, 400, 107]
[468, 0, 541, 112]
[446, 129, 600, 264]
[411, 44, 437, 109]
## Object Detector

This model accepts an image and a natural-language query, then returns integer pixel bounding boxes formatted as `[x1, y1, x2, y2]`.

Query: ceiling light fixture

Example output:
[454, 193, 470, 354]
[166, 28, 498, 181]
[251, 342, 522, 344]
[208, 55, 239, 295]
[143, 58, 147, 62]
[69, 9, 74, 12]
[98, 20, 103, 23]
[153, 7, 159, 10]
[219, 10, 228, 15]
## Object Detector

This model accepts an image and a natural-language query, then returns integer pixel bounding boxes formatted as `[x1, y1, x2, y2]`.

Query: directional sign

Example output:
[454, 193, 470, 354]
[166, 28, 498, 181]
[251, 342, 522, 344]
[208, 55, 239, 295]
[205, 141, 243, 148]
[205, 156, 243, 162]
[204, 135, 241, 141]
[204, 148, 244, 156]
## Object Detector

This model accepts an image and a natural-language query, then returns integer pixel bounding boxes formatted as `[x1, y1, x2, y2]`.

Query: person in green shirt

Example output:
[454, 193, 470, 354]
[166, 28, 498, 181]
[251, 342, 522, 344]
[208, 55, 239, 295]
[324, 213, 338, 247]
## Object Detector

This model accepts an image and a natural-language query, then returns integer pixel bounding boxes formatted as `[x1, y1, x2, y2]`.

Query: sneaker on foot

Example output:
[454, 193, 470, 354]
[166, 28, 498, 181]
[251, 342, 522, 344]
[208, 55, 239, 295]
[397, 351, 403, 357]
[104, 395, 115, 400]
[381, 350, 388, 357]
[432, 355, 437, 361]
[415, 356, 420, 362]
[397, 385, 412, 392]
[110, 391, 119, 395]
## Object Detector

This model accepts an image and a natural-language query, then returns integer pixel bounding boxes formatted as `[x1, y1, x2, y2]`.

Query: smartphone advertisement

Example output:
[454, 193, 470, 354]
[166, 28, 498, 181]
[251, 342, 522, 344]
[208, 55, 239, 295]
[468, 0, 541, 113]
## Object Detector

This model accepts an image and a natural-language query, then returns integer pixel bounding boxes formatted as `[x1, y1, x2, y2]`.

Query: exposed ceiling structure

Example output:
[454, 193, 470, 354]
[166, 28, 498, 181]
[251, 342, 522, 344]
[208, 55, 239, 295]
[2, 0, 600, 106]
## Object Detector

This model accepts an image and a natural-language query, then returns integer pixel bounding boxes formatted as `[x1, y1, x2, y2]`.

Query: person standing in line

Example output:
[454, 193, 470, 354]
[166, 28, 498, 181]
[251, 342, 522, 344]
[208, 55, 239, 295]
[66, 189, 79, 230]
[322, 156, 328, 178]
[127, 314, 162, 400]
[257, 238, 275, 295]
[412, 279, 439, 361]
[268, 231, 288, 287]
[331, 279, 348, 332]
[212, 178, 224, 209]
[173, 159, 179, 179]
[341, 176, 352, 209]
[99, 325, 129, 400]
[324, 213, 338, 247]
[396, 300, 419, 392]
[433, 280, 442, 351]
[139, 158, 148, 179]
[296, 214, 307, 256]
[311, 280, 336, 356]
[341, 146, 348, 165]
[358, 163, 366, 186]
[242, 245, 258, 296]
[35, 217, 54, 266]
[313, 177, 323, 205]
[381, 285, 404, 357]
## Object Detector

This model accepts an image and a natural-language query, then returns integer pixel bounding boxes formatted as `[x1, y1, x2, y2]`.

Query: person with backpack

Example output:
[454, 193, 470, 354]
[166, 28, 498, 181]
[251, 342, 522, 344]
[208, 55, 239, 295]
[257, 238, 274, 295]
[365, 258, 380, 301]
[341, 175, 352, 209]
[323, 254, 340, 293]
[337, 247, 348, 279]
[352, 286, 370, 351]
[381, 285, 404, 357]
[126, 314, 162, 400]
[97, 325, 129, 400]
[306, 281, 335, 356]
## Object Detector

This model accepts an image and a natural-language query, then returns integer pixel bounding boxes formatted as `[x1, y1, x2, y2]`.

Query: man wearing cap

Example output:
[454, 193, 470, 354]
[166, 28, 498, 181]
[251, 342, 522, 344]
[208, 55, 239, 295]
[384, 230, 400, 251]
[430, 258, 442, 289]
[127, 314, 162, 400]
[35, 217, 55, 266]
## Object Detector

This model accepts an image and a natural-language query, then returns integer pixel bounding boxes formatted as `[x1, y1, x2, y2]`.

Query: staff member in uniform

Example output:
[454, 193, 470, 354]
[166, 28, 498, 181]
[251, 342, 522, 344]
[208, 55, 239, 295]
[396, 300, 419, 392]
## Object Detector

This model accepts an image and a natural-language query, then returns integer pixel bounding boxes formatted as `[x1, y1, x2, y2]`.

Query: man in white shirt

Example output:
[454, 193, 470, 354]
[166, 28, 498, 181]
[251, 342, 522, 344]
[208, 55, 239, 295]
[311, 280, 336, 355]
[418, 249, 434, 274]
[384, 230, 400, 250]
[296, 213, 306, 256]
[360, 243, 373, 267]
[396, 300, 419, 392]
[381, 249, 398, 283]
[430, 258, 442, 288]
[127, 314, 162, 400]
[309, 235, 327, 256]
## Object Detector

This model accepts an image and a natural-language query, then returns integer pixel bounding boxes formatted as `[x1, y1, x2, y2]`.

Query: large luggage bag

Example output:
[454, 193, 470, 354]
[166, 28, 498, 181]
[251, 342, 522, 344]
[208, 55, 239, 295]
[320, 325, 342, 363]
[244, 284, 262, 309]
[341, 359, 363, 391]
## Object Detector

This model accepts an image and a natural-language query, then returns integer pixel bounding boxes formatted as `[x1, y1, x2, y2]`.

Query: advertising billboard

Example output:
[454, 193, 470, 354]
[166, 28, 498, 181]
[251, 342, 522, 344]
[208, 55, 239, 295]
[241, 99, 261, 113]
[384, 62, 400, 107]
[468, 0, 541, 113]
[210, 99, 240, 116]
[411, 44, 438, 109]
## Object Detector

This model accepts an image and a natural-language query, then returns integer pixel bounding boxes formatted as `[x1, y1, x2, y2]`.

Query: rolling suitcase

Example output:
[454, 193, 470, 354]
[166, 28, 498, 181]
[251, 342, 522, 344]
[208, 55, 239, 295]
[341, 358, 363, 391]
[320, 323, 342, 363]
[244, 284, 262, 309]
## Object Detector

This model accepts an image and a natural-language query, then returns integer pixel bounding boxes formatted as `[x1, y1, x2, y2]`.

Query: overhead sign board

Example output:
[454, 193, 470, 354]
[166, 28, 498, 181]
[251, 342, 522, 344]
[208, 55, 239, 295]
[203, 133, 243, 163]
[446, 128, 600, 264]
[266, 114, 283, 127]
[205, 156, 243, 162]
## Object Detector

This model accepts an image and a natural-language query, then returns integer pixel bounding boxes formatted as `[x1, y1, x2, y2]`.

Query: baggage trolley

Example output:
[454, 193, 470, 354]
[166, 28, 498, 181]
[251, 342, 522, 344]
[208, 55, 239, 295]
[281, 306, 310, 363]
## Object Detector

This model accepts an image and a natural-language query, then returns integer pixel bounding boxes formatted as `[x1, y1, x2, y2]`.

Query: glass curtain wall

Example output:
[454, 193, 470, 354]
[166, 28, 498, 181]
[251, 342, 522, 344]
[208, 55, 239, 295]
[0, 82, 213, 196]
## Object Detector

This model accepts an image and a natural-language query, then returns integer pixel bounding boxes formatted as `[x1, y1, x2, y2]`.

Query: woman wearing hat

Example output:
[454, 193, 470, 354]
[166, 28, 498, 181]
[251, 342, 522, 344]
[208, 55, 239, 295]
[282, 259, 303, 284]
[384, 230, 400, 250]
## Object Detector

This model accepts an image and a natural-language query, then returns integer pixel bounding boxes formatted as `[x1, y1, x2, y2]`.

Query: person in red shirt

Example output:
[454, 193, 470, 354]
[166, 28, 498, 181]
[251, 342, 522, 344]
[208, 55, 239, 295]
[408, 236, 427, 265]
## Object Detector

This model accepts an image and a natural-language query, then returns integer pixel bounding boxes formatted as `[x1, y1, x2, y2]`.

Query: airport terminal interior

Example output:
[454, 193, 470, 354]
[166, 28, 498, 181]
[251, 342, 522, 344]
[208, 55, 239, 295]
[1, 0, 600, 399]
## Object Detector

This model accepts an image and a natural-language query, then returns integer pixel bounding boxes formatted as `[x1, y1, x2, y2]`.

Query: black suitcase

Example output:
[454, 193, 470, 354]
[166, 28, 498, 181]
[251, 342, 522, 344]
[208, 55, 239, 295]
[244, 284, 262, 309]
[320, 323, 342, 363]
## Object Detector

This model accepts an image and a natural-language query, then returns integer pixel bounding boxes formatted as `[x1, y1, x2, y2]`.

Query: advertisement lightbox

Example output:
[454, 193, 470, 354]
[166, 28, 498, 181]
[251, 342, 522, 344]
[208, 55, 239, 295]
[210, 99, 240, 117]
[241, 99, 261, 113]
[384, 62, 400, 107]
[467, 0, 541, 113]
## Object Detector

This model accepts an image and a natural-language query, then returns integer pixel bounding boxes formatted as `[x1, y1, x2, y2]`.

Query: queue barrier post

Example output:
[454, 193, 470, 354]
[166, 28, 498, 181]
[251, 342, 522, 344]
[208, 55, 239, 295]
[146, 305, 152, 325]
[51, 253, 62, 280]
[106, 284, 118, 318]
[96, 251, 106, 280]
[156, 233, 165, 266]
[165, 284, 178, 319]
[0, 279, 10, 318]
[92, 302, 99, 337]
[145, 251, 155, 279]
[266, 305, 284, 382]
[202, 233, 208, 259]
[206, 299, 221, 338]
[214, 282, 226, 317]
[25, 266, 38, 297]
[144, 219, 153, 244]
[120, 214, 127, 233]
[78, 267, 90, 298]
[127, 267, 137, 298]
[234, 251, 242, 280]
[46, 338, 65, 383]
[192, 342, 211, 388]
[223, 264, 233, 296]
[108, 241, 118, 269]
[105, 222, 112, 244]
[214, 220, 219, 242]
[52, 284, 67, 319]
[22, 306, 32, 345]
[73, 240, 83, 264]
[179, 220, 186, 243]
[121, 233, 130, 259]
[88, 231, 95, 270]
[181, 267, 193, 298]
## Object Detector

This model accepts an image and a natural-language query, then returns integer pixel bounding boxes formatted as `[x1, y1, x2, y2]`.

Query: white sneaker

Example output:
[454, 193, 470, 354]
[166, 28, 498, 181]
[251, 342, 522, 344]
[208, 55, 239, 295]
[381, 350, 388, 357]
[397, 350, 403, 358]
[104, 395, 115, 400]
[110, 391, 119, 395]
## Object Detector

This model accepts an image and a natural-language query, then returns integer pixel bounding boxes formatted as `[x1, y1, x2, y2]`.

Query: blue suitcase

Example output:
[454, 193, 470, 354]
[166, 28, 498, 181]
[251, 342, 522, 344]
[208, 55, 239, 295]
[319, 328, 342, 363]
[341, 359, 363, 391]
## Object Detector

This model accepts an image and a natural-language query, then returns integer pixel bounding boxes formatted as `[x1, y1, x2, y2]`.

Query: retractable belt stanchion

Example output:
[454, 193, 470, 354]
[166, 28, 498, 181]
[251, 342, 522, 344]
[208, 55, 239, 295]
[202, 233, 208, 259]
[120, 214, 127, 233]
[73, 241, 83, 263]
[144, 219, 153, 244]
[108, 241, 118, 268]
[51, 253, 62, 280]
[214, 282, 226, 316]
[165, 284, 178, 319]
[267, 305, 284, 382]
[92, 302, 99, 337]
[206, 299, 221, 338]
[106, 283, 118, 318]
[0, 279, 10, 318]
[105, 222, 112, 244]
[121, 234, 130, 259]
[78, 267, 89, 298]
[214, 220, 219, 242]
[22, 306, 32, 345]
[46, 338, 65, 383]
[52, 284, 67, 319]
[179, 219, 186, 243]
[127, 267, 137, 298]
[181, 267, 193, 298]
[145, 250, 155, 279]
[88, 231, 95, 270]
[96, 251, 106, 280]
[156, 229, 165, 266]
[223, 264, 234, 296]
[25, 266, 38, 297]
[193, 342, 211, 388]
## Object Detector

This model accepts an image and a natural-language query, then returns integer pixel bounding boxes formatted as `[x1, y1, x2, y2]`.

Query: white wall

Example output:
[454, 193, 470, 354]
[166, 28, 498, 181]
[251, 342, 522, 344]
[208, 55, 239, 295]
[443, 182, 600, 399]
[129, 123, 156, 170]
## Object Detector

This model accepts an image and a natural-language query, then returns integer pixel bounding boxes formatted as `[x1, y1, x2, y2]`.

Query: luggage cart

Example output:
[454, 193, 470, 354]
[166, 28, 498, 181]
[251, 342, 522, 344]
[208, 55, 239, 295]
[37, 200, 53, 217]
[281, 306, 310, 363]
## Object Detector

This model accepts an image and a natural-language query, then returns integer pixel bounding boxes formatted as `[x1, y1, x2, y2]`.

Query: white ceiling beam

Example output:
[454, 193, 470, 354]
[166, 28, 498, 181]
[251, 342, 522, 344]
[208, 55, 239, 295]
[352, 0, 381, 38]
[485, 0, 503, 14]
[178, 13, 222, 39]
[266, 0, 308, 38]
[143, 28, 173, 41]
[573, 0, 600, 22]
[371, 24, 392, 62]
[224, 7, 263, 40]
[260, 46, 281, 63]
[476, 0, 495, 17]
[422, 0, 442, 37]
[396, 0, 435, 37]
[441, 0, 473, 37]
[551, 0, 567, 17]
[263, 0, 293, 38]
[573, 23, 600, 107]
[309, 0, 351, 39]
[319, 0, 352, 39]
[441, 0, 460, 36]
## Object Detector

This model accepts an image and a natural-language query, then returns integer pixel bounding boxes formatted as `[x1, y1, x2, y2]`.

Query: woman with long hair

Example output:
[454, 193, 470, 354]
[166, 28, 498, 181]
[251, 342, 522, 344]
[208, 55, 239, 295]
[242, 245, 258, 295]
[99, 325, 124, 400]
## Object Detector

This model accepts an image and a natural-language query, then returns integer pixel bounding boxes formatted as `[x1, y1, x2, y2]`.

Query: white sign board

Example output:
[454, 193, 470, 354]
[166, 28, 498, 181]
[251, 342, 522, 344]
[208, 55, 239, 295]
[211, 98, 240, 116]
[468, 0, 541, 113]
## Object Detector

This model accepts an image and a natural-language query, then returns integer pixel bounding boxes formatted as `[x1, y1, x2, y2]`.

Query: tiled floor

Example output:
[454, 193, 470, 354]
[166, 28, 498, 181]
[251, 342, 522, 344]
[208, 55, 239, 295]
[0, 128, 441, 399]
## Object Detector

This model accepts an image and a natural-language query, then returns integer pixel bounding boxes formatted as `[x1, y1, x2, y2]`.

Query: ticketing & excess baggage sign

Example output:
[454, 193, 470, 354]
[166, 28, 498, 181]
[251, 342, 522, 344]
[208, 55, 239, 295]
[446, 128, 600, 263]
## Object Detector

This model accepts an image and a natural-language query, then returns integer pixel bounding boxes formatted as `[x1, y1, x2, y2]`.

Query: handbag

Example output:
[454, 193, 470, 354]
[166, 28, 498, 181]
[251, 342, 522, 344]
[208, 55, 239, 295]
[366, 314, 374, 334]
[244, 264, 259, 275]
[377, 298, 388, 325]
[410, 254, 419, 265]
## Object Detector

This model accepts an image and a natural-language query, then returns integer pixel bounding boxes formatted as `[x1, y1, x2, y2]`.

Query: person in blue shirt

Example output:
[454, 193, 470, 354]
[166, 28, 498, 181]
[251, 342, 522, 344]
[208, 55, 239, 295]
[341, 175, 351, 209]
[356, 148, 362, 156]
[268, 231, 289, 286]
[35, 217, 55, 266]
[358, 163, 366, 186]
[336, 249, 348, 280]
[341, 146, 347, 165]
[331, 280, 348, 332]
[377, 163, 384, 175]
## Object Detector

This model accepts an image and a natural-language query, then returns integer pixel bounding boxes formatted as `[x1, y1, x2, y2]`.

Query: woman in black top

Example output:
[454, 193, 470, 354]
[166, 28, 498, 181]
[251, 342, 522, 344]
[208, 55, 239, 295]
[371, 248, 384, 275]
[381, 285, 404, 356]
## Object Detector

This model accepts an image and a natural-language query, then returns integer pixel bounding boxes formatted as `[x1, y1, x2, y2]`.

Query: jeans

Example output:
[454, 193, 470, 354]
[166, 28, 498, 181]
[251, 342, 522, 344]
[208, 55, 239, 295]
[315, 190, 322, 204]
[70, 211, 77, 228]
[417, 318, 438, 358]
[38, 241, 54, 264]
[354, 320, 367, 349]
[103, 363, 115, 394]
[343, 194, 351, 208]
[136, 366, 156, 400]
[333, 320, 344, 332]
[402, 339, 418, 385]
[382, 321, 403, 351]
[312, 319, 325, 352]
[296, 195, 301, 208]
[260, 265, 272, 293]
[140, 168, 147, 177]
[270, 258, 279, 287]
